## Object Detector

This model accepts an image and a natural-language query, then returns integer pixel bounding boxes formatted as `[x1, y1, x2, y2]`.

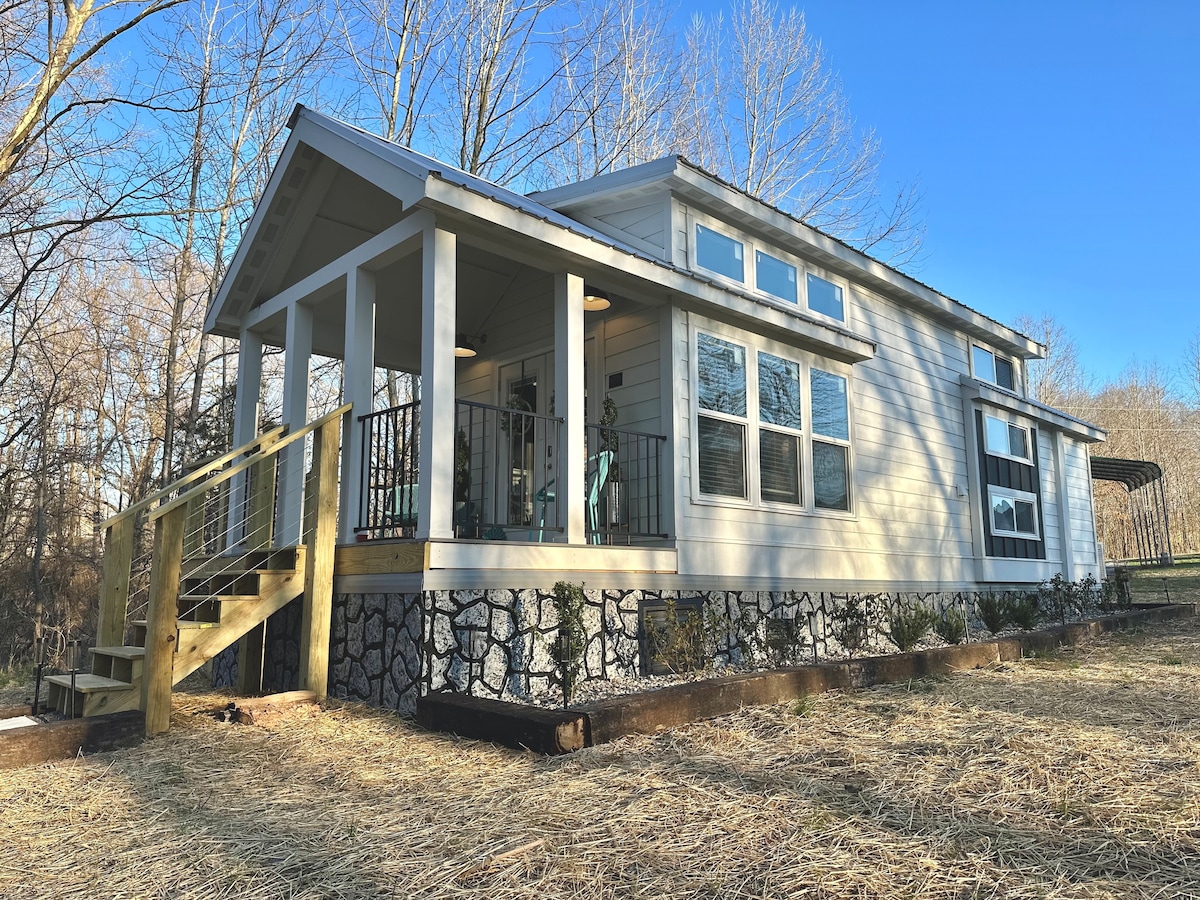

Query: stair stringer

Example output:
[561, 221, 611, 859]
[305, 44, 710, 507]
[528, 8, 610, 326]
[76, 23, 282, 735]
[171, 550, 308, 685]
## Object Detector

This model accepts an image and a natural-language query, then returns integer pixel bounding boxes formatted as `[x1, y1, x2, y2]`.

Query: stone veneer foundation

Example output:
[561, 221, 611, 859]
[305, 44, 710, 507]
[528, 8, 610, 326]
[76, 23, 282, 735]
[217, 588, 1034, 716]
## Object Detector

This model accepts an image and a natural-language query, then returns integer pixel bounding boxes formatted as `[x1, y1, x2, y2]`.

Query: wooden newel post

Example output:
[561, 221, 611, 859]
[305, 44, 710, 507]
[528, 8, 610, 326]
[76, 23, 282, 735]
[143, 506, 186, 735]
[299, 415, 341, 697]
[245, 433, 280, 551]
[97, 517, 134, 649]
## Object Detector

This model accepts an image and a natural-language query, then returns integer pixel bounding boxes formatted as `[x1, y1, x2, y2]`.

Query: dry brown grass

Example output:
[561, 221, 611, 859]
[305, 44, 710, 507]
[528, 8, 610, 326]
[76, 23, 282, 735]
[2, 616, 1199, 899]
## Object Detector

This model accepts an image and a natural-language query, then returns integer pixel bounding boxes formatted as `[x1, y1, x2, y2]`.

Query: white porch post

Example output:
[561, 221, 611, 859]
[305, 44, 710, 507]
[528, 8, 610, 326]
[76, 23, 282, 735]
[416, 226, 456, 541]
[278, 302, 313, 544]
[555, 272, 586, 544]
[340, 268, 376, 542]
[228, 328, 264, 549]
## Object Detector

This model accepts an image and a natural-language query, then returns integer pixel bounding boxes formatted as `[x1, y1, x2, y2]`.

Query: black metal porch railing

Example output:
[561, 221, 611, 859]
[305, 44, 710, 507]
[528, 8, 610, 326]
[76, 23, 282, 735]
[357, 399, 668, 543]
[358, 401, 420, 539]
[455, 399, 564, 539]
[586, 423, 668, 544]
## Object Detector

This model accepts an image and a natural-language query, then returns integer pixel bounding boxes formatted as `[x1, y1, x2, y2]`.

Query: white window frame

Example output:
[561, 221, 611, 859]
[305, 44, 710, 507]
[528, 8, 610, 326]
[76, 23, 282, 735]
[688, 320, 854, 517]
[686, 211, 851, 324]
[803, 269, 846, 324]
[972, 344, 1016, 392]
[983, 413, 1033, 464]
[988, 486, 1040, 539]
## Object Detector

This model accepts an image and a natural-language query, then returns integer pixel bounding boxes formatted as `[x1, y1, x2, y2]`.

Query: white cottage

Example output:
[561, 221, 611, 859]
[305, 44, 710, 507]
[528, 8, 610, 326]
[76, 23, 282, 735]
[75, 104, 1103, 720]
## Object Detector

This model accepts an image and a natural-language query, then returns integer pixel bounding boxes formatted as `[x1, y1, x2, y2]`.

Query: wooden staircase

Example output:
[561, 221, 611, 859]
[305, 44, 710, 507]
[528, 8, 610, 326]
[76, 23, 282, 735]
[44, 405, 349, 735]
[44, 548, 306, 718]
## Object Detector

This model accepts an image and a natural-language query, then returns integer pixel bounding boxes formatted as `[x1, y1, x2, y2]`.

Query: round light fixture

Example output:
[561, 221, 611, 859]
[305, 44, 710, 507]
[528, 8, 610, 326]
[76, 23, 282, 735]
[453, 334, 477, 358]
[582, 285, 611, 312]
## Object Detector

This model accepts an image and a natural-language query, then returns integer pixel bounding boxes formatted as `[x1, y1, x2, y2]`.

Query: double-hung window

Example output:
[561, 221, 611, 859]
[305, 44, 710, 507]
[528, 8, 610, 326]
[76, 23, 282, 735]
[758, 353, 803, 505]
[810, 368, 851, 511]
[694, 329, 851, 513]
[696, 333, 748, 498]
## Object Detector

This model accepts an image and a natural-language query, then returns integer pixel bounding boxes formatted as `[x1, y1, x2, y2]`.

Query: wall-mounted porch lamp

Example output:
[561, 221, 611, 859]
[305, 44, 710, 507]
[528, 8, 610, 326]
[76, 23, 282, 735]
[454, 333, 486, 358]
[582, 285, 611, 312]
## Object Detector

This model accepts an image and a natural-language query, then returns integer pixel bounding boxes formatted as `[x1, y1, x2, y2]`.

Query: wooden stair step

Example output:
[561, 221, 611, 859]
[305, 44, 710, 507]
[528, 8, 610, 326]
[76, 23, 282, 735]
[179, 592, 260, 603]
[44, 673, 136, 693]
[92, 646, 146, 659]
[131, 619, 219, 630]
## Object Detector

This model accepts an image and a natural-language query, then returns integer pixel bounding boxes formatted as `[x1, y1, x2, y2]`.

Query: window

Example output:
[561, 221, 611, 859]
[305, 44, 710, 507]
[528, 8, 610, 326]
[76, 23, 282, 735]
[755, 250, 797, 303]
[989, 487, 1039, 538]
[806, 273, 844, 322]
[984, 414, 1031, 462]
[696, 224, 744, 282]
[758, 353, 802, 505]
[973, 345, 1015, 390]
[811, 368, 850, 510]
[696, 333, 747, 498]
[693, 330, 852, 513]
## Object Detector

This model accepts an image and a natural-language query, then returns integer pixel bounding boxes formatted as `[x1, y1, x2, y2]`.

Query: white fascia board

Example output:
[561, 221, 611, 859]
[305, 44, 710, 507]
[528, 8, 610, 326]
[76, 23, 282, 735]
[206, 134, 303, 335]
[418, 181, 876, 364]
[528, 156, 682, 209]
[668, 166, 1045, 360]
[289, 116, 427, 207]
[960, 375, 1106, 442]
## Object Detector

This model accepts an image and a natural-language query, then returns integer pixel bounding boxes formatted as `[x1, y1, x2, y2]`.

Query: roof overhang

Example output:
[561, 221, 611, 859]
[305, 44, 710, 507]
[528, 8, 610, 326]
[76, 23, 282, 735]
[960, 375, 1106, 443]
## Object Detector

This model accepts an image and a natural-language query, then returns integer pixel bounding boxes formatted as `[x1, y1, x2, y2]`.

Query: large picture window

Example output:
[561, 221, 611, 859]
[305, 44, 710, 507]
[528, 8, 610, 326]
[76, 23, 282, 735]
[693, 330, 851, 513]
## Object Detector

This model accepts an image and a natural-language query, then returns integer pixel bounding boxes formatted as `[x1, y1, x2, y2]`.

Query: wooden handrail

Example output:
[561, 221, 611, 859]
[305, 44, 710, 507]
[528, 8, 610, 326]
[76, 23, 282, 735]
[150, 404, 352, 522]
[101, 425, 287, 528]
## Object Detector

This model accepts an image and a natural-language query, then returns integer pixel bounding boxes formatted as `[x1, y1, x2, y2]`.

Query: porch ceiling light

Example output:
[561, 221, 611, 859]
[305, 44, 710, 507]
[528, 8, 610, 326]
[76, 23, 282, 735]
[582, 285, 611, 312]
[454, 332, 485, 358]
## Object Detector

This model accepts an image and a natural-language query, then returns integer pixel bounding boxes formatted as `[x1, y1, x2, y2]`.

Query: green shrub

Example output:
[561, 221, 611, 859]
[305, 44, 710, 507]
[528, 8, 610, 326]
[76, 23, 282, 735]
[550, 580, 586, 705]
[829, 597, 870, 657]
[933, 607, 967, 644]
[885, 604, 936, 653]
[1042, 573, 1080, 625]
[763, 615, 809, 667]
[1005, 593, 1041, 631]
[977, 593, 1008, 634]
[644, 599, 710, 675]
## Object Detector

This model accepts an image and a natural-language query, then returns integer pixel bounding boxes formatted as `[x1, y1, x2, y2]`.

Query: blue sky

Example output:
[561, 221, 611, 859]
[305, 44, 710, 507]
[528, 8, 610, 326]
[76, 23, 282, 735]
[691, 1, 1199, 387]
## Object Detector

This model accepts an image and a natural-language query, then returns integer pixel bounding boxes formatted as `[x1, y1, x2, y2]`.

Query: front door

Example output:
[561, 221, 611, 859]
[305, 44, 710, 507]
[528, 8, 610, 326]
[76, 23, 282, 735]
[498, 354, 554, 528]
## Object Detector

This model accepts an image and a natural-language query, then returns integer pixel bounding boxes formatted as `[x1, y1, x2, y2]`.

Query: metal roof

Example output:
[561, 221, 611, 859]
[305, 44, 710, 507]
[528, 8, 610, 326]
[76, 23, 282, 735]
[1089, 457, 1163, 491]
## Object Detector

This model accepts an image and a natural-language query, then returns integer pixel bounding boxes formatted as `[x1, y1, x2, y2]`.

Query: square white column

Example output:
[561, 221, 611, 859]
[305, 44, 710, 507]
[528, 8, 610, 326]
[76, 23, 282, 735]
[555, 272, 586, 544]
[416, 226, 456, 540]
[340, 268, 376, 542]
[228, 329, 264, 550]
[278, 302, 313, 544]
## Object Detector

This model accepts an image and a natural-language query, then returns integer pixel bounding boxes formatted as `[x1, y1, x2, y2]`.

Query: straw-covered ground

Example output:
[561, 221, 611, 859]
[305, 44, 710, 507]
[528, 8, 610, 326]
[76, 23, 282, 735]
[2, 612, 1198, 899]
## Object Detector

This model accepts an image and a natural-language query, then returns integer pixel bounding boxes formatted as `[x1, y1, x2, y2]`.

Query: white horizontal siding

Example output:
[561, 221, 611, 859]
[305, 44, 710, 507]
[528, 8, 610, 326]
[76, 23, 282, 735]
[597, 203, 666, 254]
[603, 308, 661, 436]
[1064, 439, 1100, 574]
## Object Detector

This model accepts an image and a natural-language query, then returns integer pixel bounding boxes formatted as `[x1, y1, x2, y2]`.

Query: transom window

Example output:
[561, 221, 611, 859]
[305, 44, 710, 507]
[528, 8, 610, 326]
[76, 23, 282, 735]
[984, 414, 1031, 462]
[691, 219, 848, 322]
[693, 329, 851, 513]
[989, 487, 1039, 539]
[973, 345, 1015, 391]
[806, 274, 844, 321]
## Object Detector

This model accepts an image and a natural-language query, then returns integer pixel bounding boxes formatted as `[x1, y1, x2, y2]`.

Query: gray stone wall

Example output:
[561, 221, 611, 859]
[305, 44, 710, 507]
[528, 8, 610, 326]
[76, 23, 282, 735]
[323, 587, 1004, 715]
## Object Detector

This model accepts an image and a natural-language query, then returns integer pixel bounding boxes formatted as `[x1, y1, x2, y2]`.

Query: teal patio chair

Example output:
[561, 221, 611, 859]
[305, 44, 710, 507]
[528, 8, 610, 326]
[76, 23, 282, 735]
[532, 450, 614, 544]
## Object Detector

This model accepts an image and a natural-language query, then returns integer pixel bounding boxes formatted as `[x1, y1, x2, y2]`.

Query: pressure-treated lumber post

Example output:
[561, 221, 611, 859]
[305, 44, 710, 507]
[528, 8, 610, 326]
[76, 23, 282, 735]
[142, 505, 186, 735]
[182, 493, 205, 557]
[299, 414, 341, 696]
[245, 432, 280, 550]
[97, 517, 134, 649]
[237, 622, 266, 695]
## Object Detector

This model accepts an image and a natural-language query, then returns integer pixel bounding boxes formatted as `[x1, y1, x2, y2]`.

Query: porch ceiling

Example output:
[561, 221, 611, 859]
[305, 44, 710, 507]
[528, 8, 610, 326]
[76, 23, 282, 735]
[253, 239, 555, 370]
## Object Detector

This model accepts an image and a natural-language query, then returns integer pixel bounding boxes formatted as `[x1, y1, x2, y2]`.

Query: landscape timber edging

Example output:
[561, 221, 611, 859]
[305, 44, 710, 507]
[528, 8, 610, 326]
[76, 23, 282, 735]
[419, 603, 1194, 755]
[0, 710, 145, 770]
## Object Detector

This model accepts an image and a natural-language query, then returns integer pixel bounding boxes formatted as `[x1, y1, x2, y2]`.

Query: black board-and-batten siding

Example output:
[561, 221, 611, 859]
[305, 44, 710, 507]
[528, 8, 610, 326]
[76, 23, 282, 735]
[976, 410, 1046, 561]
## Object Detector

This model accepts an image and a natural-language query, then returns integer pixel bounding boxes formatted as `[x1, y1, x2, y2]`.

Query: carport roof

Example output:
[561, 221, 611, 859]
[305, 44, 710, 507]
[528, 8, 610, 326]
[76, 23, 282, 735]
[1089, 457, 1163, 491]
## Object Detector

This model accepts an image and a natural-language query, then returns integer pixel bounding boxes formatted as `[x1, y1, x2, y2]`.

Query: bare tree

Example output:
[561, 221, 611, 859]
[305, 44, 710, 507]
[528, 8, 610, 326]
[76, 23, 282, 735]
[681, 0, 923, 263]
[1013, 313, 1090, 410]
